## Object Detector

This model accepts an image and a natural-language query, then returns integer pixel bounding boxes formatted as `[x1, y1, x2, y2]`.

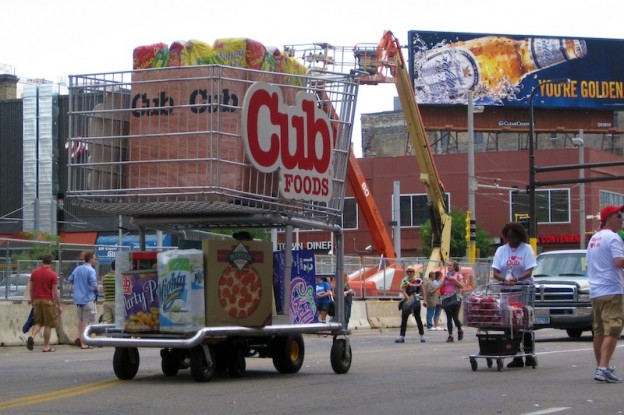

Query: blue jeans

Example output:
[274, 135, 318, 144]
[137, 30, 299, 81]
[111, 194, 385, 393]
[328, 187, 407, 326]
[426, 306, 436, 328]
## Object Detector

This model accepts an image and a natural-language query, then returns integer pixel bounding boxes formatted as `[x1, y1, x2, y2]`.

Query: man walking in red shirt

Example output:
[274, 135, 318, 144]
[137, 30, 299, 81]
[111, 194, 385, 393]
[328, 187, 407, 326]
[27, 254, 62, 352]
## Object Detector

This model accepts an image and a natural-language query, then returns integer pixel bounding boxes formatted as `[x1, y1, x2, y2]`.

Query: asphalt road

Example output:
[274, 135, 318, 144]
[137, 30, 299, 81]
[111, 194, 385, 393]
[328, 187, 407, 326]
[0, 327, 622, 415]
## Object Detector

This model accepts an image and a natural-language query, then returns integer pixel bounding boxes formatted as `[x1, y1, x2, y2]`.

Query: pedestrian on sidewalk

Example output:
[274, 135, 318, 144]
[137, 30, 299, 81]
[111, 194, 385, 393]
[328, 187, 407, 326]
[27, 254, 62, 352]
[395, 266, 425, 343]
[68, 251, 99, 349]
[586, 205, 624, 383]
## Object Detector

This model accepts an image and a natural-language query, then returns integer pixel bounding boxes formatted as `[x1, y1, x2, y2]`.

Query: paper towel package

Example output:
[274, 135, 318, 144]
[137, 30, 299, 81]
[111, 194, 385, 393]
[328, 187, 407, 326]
[157, 249, 205, 333]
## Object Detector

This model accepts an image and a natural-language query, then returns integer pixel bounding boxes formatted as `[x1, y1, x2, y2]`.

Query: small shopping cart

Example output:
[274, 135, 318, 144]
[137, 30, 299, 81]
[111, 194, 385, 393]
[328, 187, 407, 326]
[464, 284, 536, 371]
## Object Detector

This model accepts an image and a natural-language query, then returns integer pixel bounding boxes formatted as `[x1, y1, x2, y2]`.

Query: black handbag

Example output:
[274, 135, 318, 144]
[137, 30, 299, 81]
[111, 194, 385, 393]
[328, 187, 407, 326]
[328, 299, 336, 317]
[441, 293, 460, 309]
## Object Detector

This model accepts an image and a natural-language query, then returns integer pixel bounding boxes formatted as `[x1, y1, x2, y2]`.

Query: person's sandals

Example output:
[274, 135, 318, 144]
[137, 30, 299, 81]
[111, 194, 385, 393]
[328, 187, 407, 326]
[81, 345, 94, 349]
[26, 336, 34, 351]
[42, 347, 56, 352]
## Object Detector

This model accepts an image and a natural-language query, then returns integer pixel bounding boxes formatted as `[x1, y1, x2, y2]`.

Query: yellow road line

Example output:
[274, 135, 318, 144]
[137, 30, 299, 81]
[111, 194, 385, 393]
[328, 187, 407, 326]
[0, 378, 121, 411]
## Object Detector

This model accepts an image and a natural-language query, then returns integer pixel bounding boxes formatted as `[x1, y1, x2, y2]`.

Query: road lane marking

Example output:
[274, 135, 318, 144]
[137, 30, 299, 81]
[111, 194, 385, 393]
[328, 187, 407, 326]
[522, 407, 570, 415]
[0, 378, 121, 411]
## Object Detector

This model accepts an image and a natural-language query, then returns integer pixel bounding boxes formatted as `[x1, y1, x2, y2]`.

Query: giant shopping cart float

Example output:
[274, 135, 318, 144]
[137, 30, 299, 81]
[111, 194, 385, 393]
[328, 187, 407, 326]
[66, 54, 359, 381]
[464, 284, 536, 371]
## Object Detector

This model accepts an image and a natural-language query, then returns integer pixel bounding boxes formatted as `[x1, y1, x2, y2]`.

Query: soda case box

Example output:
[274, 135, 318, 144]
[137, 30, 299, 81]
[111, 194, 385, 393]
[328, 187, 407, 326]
[272, 250, 317, 323]
[202, 240, 272, 327]
[157, 249, 205, 333]
[121, 270, 159, 332]
[131, 251, 157, 270]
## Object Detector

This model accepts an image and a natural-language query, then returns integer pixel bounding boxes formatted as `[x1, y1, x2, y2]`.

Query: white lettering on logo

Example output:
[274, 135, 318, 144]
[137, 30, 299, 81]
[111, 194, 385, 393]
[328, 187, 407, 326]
[242, 82, 333, 202]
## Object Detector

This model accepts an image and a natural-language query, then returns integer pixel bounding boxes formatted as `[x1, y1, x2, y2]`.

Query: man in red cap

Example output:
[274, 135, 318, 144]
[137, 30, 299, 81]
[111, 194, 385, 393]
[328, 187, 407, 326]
[586, 205, 624, 383]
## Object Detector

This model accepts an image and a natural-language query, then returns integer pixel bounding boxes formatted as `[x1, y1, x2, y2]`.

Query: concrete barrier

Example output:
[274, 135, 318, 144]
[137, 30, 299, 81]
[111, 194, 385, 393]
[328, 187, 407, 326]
[0, 299, 408, 347]
[0, 300, 81, 347]
[348, 300, 371, 330]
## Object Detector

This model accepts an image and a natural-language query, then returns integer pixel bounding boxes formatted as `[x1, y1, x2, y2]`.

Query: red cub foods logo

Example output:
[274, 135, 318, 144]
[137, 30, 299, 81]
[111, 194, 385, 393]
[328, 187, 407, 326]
[242, 82, 333, 202]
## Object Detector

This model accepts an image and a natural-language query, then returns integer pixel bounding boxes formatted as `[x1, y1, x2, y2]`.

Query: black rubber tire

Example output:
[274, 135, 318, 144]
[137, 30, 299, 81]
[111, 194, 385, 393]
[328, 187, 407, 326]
[566, 329, 583, 338]
[113, 347, 140, 380]
[227, 350, 246, 378]
[470, 358, 478, 372]
[160, 348, 180, 377]
[272, 334, 305, 374]
[330, 338, 352, 374]
[190, 345, 216, 382]
[496, 359, 503, 372]
[486, 358, 493, 368]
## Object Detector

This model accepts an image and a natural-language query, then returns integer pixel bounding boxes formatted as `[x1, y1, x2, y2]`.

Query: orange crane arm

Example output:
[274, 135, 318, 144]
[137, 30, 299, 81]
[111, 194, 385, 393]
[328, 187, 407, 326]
[346, 148, 397, 259]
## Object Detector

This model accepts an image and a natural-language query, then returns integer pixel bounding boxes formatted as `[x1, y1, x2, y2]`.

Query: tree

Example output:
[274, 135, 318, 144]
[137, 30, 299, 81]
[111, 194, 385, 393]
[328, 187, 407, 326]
[419, 209, 493, 258]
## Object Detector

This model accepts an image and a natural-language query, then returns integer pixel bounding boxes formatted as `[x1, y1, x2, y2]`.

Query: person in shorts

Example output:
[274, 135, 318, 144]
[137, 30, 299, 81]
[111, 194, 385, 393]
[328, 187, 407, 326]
[315, 276, 333, 323]
[27, 254, 62, 352]
[586, 205, 624, 383]
[68, 251, 99, 349]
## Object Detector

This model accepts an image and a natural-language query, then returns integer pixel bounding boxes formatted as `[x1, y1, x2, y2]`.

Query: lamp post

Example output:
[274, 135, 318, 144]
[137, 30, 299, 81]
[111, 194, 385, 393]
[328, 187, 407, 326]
[528, 78, 570, 254]
[572, 132, 585, 248]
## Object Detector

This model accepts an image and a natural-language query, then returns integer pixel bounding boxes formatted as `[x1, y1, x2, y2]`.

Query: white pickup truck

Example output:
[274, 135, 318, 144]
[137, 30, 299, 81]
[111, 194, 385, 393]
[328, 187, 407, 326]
[532, 249, 593, 338]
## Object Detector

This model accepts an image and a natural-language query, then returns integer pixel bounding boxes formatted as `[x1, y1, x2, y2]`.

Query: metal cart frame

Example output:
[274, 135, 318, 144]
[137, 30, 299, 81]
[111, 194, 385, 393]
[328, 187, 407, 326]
[67, 64, 359, 381]
[464, 284, 536, 371]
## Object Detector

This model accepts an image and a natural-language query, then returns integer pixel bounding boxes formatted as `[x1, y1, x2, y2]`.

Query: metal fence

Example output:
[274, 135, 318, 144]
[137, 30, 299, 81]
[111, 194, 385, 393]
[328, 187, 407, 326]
[315, 254, 493, 299]
[1, 237, 494, 301]
[0, 238, 127, 300]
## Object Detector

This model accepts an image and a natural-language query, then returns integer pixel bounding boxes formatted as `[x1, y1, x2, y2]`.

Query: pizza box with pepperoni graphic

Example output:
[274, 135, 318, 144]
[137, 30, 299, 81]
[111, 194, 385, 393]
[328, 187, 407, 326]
[202, 240, 273, 327]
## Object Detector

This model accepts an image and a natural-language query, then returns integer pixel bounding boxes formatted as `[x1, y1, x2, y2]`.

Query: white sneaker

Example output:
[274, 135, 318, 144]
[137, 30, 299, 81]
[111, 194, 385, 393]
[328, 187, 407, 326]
[595, 367, 622, 383]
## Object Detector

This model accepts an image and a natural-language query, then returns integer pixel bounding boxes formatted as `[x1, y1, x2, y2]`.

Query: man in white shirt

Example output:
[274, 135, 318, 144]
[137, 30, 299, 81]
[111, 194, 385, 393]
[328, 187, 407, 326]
[586, 205, 624, 383]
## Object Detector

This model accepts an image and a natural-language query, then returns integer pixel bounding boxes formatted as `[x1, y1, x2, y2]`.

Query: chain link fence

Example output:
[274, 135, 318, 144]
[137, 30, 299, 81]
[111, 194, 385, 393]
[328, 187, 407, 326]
[0, 238, 129, 300]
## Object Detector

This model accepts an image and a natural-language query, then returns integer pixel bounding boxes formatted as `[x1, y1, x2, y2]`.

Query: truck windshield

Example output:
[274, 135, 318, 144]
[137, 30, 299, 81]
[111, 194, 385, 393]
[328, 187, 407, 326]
[533, 253, 587, 279]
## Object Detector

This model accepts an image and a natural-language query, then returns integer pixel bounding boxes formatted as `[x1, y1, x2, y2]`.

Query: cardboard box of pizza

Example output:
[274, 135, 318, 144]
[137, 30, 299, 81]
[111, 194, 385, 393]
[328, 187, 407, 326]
[202, 240, 272, 327]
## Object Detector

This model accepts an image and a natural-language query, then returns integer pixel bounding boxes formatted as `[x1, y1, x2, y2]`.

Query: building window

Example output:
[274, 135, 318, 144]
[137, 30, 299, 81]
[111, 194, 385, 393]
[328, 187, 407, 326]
[397, 193, 450, 228]
[511, 189, 571, 224]
[339, 197, 357, 229]
[600, 190, 624, 208]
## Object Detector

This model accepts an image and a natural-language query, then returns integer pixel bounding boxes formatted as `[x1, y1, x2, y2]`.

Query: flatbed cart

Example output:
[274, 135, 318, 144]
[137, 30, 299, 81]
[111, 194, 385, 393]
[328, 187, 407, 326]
[463, 284, 536, 371]
[66, 62, 358, 381]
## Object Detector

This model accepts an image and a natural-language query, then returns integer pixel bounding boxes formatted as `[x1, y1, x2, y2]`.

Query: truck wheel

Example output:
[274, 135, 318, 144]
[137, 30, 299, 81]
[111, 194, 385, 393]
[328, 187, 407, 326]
[190, 345, 216, 382]
[272, 334, 305, 374]
[566, 329, 583, 338]
[113, 347, 140, 380]
[330, 339, 352, 374]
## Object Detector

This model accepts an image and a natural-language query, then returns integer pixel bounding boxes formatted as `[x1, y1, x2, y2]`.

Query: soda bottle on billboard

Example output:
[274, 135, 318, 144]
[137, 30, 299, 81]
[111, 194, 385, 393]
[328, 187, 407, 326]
[414, 36, 587, 103]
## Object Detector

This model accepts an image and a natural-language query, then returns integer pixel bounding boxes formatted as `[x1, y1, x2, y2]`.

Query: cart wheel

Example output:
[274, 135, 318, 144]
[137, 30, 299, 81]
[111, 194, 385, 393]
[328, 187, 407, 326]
[530, 356, 538, 369]
[272, 334, 305, 374]
[486, 358, 493, 368]
[330, 338, 352, 374]
[227, 349, 246, 378]
[470, 358, 478, 372]
[190, 345, 216, 382]
[113, 347, 140, 380]
[160, 348, 180, 377]
[496, 359, 503, 372]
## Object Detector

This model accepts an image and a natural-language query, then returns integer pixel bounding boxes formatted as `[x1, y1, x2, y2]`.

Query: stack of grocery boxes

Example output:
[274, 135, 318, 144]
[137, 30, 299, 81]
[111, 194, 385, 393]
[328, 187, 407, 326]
[117, 240, 278, 333]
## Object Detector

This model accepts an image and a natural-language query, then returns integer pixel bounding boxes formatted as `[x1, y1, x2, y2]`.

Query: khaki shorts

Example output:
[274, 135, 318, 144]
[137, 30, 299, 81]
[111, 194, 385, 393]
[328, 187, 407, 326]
[76, 301, 97, 323]
[592, 295, 624, 338]
[32, 300, 57, 328]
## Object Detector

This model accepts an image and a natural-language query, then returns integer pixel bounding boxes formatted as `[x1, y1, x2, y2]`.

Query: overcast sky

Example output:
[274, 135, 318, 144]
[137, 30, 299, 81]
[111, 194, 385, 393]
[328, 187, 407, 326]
[2, 0, 622, 155]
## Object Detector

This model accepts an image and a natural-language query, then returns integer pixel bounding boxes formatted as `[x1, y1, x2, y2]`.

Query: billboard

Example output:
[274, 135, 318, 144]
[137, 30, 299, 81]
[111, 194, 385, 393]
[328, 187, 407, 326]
[408, 30, 624, 110]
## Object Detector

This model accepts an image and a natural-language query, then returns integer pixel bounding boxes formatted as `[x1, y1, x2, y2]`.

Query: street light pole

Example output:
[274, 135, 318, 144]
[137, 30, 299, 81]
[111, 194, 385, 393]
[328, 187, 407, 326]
[528, 78, 570, 255]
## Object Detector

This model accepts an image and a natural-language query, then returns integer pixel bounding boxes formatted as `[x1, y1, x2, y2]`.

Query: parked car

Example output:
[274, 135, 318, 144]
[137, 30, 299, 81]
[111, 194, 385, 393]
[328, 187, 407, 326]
[532, 249, 592, 338]
[0, 273, 30, 299]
